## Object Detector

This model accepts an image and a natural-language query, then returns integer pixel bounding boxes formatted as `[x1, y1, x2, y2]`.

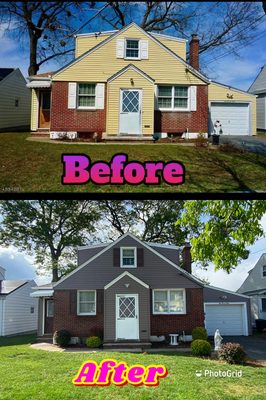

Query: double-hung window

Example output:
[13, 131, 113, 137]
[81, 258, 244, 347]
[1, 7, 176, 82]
[77, 290, 96, 315]
[125, 39, 139, 59]
[263, 265, 266, 278]
[153, 289, 186, 314]
[158, 85, 189, 110]
[78, 83, 96, 108]
[120, 247, 136, 268]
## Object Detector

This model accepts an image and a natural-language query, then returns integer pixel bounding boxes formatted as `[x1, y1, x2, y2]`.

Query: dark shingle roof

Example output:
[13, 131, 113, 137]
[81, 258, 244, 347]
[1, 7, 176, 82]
[0, 68, 14, 81]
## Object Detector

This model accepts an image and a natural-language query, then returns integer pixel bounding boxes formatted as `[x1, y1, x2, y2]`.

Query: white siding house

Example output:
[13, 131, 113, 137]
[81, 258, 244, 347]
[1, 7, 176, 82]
[0, 68, 31, 131]
[248, 65, 266, 132]
[0, 267, 38, 336]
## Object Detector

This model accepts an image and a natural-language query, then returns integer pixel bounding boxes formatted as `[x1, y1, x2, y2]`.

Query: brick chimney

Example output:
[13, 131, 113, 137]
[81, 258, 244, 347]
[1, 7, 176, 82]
[189, 34, 199, 70]
[181, 243, 192, 274]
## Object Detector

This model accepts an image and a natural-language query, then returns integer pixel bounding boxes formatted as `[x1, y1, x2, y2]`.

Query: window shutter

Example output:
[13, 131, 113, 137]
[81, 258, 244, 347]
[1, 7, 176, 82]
[113, 248, 120, 267]
[154, 85, 158, 110]
[137, 248, 144, 267]
[68, 82, 77, 109]
[185, 289, 190, 314]
[140, 39, 149, 59]
[97, 290, 104, 314]
[96, 83, 105, 109]
[190, 86, 197, 111]
[116, 39, 124, 58]
[69, 290, 77, 315]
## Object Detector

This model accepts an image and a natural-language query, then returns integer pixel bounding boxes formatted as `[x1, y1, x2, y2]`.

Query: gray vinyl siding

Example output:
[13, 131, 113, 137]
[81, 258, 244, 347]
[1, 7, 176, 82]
[249, 65, 266, 94]
[204, 287, 252, 335]
[104, 274, 150, 341]
[2, 281, 38, 336]
[256, 95, 266, 130]
[0, 69, 31, 130]
[78, 245, 107, 265]
[238, 253, 266, 294]
[56, 236, 200, 290]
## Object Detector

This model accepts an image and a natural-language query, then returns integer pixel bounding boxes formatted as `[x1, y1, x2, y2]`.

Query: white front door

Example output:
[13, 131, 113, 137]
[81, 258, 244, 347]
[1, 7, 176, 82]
[116, 294, 139, 340]
[120, 89, 141, 135]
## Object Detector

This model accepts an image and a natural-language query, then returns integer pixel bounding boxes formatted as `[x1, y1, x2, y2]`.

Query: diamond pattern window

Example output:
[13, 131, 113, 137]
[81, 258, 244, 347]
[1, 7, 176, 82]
[122, 91, 139, 112]
[119, 297, 136, 318]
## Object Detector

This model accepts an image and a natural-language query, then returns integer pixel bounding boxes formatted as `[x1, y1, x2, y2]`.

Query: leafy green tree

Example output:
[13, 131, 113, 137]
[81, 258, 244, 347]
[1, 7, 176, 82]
[178, 200, 266, 272]
[0, 200, 100, 281]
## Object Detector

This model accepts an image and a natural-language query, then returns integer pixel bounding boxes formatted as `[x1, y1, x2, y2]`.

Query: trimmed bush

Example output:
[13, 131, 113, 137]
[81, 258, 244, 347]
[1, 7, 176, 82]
[192, 327, 208, 341]
[86, 336, 102, 348]
[53, 330, 71, 347]
[191, 339, 212, 357]
[218, 343, 246, 364]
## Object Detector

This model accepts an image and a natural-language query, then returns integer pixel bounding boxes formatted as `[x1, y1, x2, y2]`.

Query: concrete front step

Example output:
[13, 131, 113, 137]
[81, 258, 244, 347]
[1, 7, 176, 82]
[103, 341, 151, 350]
[36, 335, 53, 344]
[103, 135, 153, 142]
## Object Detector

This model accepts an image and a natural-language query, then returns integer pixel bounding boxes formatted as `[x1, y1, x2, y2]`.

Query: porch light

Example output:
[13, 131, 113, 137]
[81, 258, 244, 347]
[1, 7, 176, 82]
[130, 78, 134, 85]
[124, 283, 130, 288]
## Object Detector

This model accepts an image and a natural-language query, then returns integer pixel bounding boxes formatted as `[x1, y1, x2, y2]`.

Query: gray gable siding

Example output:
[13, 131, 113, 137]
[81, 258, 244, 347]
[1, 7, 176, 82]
[104, 274, 150, 341]
[249, 65, 266, 94]
[56, 235, 200, 290]
[238, 254, 266, 294]
[78, 245, 107, 265]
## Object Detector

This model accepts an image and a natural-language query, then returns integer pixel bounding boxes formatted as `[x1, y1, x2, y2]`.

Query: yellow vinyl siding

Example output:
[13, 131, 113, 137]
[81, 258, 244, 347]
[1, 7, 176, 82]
[209, 83, 257, 135]
[31, 89, 38, 131]
[54, 25, 204, 85]
[154, 36, 186, 60]
[107, 69, 154, 135]
[75, 35, 111, 58]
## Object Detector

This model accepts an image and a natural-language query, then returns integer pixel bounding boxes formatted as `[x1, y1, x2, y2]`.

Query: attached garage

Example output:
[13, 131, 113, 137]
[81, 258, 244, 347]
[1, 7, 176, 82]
[210, 102, 250, 135]
[208, 81, 257, 136]
[204, 286, 251, 336]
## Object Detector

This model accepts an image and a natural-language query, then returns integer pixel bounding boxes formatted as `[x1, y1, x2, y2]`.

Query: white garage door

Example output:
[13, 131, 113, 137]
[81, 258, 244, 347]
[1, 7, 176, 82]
[210, 102, 250, 135]
[204, 304, 247, 336]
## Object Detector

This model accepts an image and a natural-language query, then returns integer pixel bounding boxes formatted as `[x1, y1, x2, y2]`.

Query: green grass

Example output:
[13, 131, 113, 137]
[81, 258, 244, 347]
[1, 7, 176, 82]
[0, 335, 265, 400]
[0, 133, 266, 192]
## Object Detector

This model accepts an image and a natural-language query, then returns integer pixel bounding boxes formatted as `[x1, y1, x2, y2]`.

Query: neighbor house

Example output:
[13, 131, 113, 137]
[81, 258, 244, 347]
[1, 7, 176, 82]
[238, 253, 266, 324]
[0, 266, 38, 336]
[31, 233, 251, 349]
[0, 68, 31, 132]
[27, 23, 256, 140]
[248, 65, 266, 132]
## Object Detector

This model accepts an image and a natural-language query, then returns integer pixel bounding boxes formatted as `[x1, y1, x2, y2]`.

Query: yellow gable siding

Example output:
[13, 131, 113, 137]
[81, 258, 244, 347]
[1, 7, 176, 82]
[75, 35, 111, 58]
[54, 25, 204, 85]
[31, 89, 38, 131]
[154, 36, 186, 60]
[209, 83, 257, 135]
[107, 69, 154, 135]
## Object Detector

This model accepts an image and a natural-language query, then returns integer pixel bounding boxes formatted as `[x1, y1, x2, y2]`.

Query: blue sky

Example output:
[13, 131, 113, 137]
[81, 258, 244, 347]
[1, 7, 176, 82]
[0, 2, 265, 91]
[1, 214, 266, 291]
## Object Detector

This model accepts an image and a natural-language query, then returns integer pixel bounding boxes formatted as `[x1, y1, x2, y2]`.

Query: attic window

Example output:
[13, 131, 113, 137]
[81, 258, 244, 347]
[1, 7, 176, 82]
[121, 247, 136, 268]
[125, 39, 139, 59]
[263, 265, 266, 278]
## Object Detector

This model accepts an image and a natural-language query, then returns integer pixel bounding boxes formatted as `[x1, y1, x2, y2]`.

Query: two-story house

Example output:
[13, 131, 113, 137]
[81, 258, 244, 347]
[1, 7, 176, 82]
[238, 253, 266, 324]
[27, 22, 256, 139]
[31, 233, 251, 348]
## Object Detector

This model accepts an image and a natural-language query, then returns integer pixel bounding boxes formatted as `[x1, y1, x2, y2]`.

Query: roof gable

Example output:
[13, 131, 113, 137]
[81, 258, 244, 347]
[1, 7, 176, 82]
[238, 253, 266, 294]
[249, 65, 266, 94]
[54, 233, 203, 288]
[0, 68, 14, 81]
[108, 64, 154, 83]
[104, 271, 149, 289]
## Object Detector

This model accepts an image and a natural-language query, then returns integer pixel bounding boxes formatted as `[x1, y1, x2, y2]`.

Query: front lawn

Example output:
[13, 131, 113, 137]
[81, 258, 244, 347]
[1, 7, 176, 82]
[0, 335, 265, 400]
[0, 133, 266, 192]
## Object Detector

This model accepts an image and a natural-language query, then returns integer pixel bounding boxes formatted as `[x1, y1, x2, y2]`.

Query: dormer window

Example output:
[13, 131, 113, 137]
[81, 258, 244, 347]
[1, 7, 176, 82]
[125, 39, 139, 59]
[121, 247, 136, 268]
[263, 265, 266, 278]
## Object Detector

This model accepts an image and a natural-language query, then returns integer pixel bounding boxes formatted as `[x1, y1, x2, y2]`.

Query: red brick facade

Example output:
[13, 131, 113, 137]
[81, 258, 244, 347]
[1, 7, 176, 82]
[52, 287, 204, 339]
[154, 85, 208, 134]
[150, 288, 204, 335]
[53, 289, 104, 337]
[50, 82, 106, 133]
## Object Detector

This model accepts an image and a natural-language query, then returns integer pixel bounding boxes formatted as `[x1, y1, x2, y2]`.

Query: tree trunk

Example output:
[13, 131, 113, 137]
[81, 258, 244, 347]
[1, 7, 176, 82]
[51, 258, 59, 282]
[28, 32, 39, 76]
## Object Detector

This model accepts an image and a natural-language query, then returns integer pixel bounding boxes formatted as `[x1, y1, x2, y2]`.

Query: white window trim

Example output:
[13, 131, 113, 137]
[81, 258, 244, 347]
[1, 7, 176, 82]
[262, 265, 266, 279]
[77, 290, 96, 316]
[157, 85, 190, 112]
[46, 299, 54, 317]
[77, 83, 96, 110]
[153, 288, 186, 315]
[124, 38, 140, 60]
[120, 247, 137, 268]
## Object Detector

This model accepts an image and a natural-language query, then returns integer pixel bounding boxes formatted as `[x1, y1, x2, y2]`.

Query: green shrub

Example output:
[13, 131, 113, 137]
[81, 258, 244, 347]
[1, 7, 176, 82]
[192, 327, 208, 341]
[191, 339, 212, 357]
[53, 330, 71, 347]
[218, 343, 246, 364]
[86, 336, 102, 348]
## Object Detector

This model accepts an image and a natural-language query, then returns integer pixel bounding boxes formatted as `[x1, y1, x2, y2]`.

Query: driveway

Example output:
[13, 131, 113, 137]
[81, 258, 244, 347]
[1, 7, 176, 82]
[222, 336, 266, 361]
[219, 135, 266, 156]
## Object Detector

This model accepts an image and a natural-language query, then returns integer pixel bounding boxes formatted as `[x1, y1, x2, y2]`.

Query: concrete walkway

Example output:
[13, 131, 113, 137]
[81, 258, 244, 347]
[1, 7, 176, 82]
[219, 135, 266, 156]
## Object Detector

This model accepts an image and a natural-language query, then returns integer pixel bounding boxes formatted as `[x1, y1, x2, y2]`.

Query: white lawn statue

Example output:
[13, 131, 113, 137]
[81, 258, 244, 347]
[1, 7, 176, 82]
[214, 329, 223, 351]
